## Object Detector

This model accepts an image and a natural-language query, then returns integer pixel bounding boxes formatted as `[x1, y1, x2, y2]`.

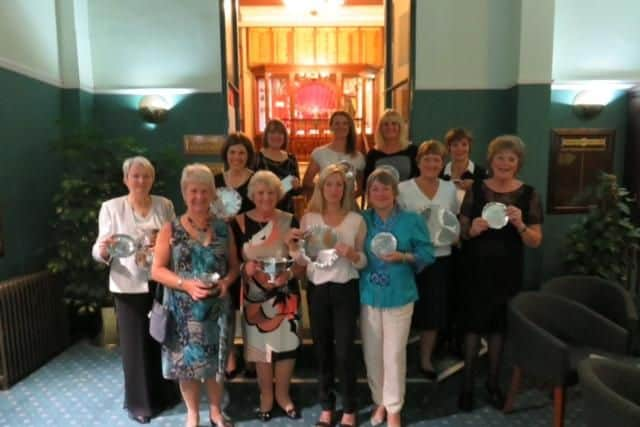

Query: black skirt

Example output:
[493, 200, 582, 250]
[412, 255, 452, 330]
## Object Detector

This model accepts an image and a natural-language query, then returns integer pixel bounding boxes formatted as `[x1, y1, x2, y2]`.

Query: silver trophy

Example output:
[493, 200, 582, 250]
[256, 257, 293, 283]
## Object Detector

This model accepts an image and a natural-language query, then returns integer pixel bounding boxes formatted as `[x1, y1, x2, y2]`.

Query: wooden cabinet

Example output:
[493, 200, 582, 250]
[247, 27, 383, 67]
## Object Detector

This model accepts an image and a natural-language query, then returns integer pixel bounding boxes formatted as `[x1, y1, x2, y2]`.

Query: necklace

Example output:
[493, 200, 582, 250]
[187, 216, 210, 243]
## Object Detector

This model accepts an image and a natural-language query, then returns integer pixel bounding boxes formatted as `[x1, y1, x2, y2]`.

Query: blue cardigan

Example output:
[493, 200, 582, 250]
[360, 207, 434, 308]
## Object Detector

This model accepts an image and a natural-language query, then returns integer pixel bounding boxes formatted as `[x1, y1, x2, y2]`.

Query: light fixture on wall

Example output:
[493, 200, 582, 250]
[572, 89, 609, 118]
[139, 95, 169, 123]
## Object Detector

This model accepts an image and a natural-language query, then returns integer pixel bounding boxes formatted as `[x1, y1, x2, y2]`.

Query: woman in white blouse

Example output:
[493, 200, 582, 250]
[92, 156, 177, 424]
[397, 141, 459, 380]
[302, 111, 366, 199]
[290, 164, 366, 427]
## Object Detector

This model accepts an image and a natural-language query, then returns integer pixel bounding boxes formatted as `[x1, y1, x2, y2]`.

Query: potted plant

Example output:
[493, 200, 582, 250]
[565, 173, 640, 289]
[47, 128, 179, 342]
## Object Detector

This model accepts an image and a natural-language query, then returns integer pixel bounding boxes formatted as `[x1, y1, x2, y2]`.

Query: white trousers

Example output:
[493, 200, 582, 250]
[360, 302, 414, 414]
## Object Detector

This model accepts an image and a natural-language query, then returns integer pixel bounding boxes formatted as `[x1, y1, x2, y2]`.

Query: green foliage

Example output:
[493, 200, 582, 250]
[565, 173, 640, 288]
[47, 128, 180, 313]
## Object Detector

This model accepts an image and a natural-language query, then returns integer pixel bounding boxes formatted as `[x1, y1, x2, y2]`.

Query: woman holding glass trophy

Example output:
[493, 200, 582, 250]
[360, 167, 434, 427]
[92, 156, 178, 424]
[151, 164, 240, 427]
[230, 170, 305, 422]
[288, 163, 366, 427]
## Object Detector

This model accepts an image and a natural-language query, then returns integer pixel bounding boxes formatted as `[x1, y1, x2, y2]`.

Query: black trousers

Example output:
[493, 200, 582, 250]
[113, 287, 179, 418]
[307, 280, 359, 413]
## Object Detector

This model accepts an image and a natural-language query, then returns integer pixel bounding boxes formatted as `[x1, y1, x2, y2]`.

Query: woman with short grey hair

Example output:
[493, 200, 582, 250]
[92, 155, 178, 424]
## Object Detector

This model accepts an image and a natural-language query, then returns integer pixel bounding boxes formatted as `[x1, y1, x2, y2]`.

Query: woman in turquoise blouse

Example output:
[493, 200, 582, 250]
[360, 167, 434, 427]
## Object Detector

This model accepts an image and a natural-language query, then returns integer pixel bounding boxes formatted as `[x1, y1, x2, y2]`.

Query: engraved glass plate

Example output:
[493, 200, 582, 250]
[108, 234, 138, 258]
[302, 225, 338, 261]
[211, 187, 242, 218]
[370, 232, 397, 258]
[482, 202, 508, 229]
[281, 175, 295, 193]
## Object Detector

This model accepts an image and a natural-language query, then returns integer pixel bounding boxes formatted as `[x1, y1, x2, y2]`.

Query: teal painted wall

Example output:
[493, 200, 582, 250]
[410, 88, 516, 157]
[91, 93, 227, 209]
[542, 89, 629, 280]
[0, 68, 62, 280]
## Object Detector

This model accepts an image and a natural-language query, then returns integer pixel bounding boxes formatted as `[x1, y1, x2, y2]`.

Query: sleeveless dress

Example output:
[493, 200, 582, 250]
[459, 180, 543, 334]
[161, 218, 232, 381]
[231, 211, 300, 363]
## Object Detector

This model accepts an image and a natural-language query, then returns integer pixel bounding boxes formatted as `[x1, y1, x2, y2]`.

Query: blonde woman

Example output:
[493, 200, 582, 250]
[152, 164, 240, 427]
[289, 164, 367, 427]
[92, 156, 178, 424]
[364, 109, 418, 184]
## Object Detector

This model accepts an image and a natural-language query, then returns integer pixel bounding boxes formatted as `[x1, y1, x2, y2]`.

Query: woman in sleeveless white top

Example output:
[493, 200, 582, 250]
[289, 164, 366, 427]
[302, 111, 365, 199]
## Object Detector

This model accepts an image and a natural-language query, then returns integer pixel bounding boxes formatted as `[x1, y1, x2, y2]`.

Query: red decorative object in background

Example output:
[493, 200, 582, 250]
[294, 81, 336, 118]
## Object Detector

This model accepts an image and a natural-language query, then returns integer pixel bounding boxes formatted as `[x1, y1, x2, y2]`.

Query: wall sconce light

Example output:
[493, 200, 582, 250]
[139, 95, 169, 123]
[572, 90, 608, 118]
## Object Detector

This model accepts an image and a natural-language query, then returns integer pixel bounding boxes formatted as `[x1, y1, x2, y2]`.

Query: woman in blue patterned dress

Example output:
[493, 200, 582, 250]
[152, 164, 240, 427]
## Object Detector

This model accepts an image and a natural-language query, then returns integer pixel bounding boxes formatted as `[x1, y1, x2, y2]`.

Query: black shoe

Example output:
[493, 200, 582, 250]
[280, 404, 301, 419]
[485, 383, 505, 410]
[224, 369, 238, 380]
[419, 367, 438, 381]
[458, 391, 474, 412]
[255, 407, 272, 422]
[127, 412, 150, 424]
[210, 415, 233, 427]
[338, 412, 357, 427]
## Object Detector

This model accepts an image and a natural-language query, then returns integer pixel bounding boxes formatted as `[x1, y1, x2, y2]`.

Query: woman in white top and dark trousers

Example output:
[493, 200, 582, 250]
[398, 141, 460, 380]
[290, 164, 367, 427]
[92, 156, 178, 424]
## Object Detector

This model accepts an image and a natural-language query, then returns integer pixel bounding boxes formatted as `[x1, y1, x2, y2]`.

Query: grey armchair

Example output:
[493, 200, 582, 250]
[541, 275, 638, 350]
[578, 356, 640, 427]
[504, 292, 630, 427]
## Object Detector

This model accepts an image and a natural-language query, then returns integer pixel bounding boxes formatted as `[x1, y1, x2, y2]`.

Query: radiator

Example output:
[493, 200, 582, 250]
[0, 271, 69, 389]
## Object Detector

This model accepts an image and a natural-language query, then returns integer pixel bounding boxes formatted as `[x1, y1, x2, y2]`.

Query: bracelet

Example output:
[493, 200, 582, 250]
[176, 277, 184, 288]
[519, 225, 528, 234]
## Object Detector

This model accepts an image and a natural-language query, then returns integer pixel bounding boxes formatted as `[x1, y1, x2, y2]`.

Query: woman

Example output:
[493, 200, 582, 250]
[254, 119, 302, 213]
[214, 132, 256, 378]
[364, 109, 418, 184]
[92, 156, 178, 424]
[151, 163, 240, 427]
[360, 168, 434, 427]
[457, 135, 543, 412]
[397, 140, 459, 380]
[289, 164, 367, 427]
[214, 132, 256, 216]
[441, 128, 488, 207]
[441, 128, 487, 355]
[302, 110, 365, 198]
[230, 170, 305, 421]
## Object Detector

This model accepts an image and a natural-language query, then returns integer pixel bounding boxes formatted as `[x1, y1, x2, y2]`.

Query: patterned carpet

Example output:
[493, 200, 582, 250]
[0, 341, 588, 426]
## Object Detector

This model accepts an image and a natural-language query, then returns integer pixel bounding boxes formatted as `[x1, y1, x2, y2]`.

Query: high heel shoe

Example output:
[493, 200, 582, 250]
[370, 406, 386, 427]
[314, 410, 333, 427]
[255, 407, 272, 422]
[279, 403, 301, 419]
[338, 412, 357, 427]
[210, 415, 233, 427]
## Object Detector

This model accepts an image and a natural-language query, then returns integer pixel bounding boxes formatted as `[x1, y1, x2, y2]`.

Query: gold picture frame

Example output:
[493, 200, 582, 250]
[183, 135, 226, 156]
[206, 162, 225, 176]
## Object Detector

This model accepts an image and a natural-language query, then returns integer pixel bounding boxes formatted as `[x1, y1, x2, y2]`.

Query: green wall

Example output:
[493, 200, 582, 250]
[0, 68, 62, 280]
[91, 93, 227, 209]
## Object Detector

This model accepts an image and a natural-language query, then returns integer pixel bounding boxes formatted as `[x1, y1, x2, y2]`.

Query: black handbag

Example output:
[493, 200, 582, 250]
[149, 283, 171, 344]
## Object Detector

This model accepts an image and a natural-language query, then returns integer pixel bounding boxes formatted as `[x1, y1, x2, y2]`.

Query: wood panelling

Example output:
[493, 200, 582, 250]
[247, 27, 383, 67]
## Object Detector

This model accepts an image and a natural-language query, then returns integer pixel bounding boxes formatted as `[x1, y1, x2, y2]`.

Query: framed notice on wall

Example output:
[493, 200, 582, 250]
[183, 135, 225, 156]
[547, 128, 615, 214]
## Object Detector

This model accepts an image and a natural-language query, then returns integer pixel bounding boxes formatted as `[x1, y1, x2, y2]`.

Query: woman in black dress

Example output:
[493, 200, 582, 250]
[213, 132, 256, 378]
[254, 119, 301, 213]
[457, 135, 543, 412]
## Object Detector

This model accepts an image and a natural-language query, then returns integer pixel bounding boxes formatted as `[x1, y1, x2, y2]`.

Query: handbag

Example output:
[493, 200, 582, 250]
[149, 283, 171, 344]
